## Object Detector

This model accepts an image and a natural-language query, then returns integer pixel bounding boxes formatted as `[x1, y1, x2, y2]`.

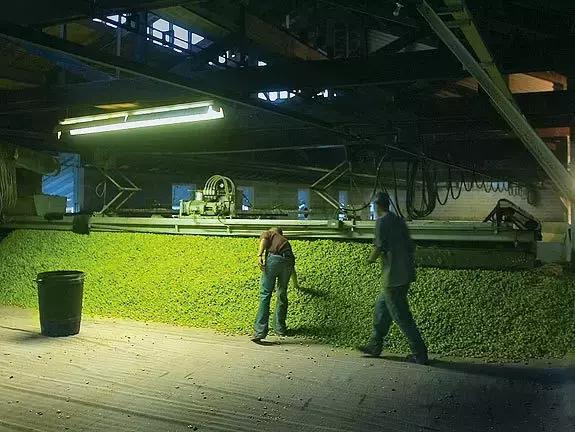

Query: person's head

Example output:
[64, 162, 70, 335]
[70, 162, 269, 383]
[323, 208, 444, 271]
[270, 227, 284, 236]
[374, 192, 390, 216]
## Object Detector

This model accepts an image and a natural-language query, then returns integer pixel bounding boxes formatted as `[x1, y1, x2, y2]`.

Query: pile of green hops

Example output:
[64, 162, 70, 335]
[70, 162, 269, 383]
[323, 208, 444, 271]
[0, 230, 573, 360]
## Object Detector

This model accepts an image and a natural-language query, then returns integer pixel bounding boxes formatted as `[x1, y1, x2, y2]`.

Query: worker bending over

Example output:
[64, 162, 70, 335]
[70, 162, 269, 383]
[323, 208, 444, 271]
[252, 227, 295, 342]
[361, 192, 429, 365]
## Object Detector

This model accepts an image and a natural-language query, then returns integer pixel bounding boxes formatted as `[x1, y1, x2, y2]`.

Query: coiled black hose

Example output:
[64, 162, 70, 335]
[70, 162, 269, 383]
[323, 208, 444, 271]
[405, 159, 437, 219]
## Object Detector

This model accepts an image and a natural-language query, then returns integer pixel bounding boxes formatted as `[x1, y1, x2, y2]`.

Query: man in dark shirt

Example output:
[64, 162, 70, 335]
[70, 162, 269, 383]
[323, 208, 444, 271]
[252, 227, 295, 342]
[360, 192, 428, 364]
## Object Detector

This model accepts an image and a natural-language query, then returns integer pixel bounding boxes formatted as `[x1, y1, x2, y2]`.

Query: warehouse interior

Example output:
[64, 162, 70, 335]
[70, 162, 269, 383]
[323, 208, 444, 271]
[0, 1, 574, 431]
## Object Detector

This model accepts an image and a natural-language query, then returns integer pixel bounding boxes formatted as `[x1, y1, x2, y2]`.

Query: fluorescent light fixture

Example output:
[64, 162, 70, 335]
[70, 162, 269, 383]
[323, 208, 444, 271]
[59, 101, 224, 137]
[68, 107, 223, 136]
[60, 101, 215, 125]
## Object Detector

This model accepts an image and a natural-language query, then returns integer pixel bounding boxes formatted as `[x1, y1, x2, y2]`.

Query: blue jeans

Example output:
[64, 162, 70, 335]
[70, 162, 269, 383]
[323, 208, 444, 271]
[254, 255, 293, 337]
[371, 284, 427, 356]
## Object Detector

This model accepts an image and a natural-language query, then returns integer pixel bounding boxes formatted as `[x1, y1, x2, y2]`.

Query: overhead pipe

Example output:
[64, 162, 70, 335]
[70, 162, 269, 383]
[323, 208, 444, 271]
[1, 142, 60, 175]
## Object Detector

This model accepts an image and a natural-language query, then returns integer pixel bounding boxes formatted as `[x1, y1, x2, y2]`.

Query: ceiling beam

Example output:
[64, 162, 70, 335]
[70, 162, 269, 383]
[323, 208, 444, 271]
[0, 62, 46, 87]
[317, 0, 419, 29]
[160, 5, 328, 61]
[442, 0, 512, 99]
[0, 21, 345, 137]
[527, 72, 567, 89]
[0, 79, 195, 114]
[2, 82, 575, 131]
[1, 1, 196, 27]
[3, 22, 573, 95]
[174, 40, 575, 92]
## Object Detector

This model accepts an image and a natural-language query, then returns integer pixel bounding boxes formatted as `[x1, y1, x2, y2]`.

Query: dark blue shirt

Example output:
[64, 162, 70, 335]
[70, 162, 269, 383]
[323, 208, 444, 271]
[374, 212, 416, 287]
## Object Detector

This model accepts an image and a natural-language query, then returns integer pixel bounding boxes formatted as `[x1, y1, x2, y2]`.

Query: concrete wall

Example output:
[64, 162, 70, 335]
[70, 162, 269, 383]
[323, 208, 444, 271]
[428, 185, 565, 222]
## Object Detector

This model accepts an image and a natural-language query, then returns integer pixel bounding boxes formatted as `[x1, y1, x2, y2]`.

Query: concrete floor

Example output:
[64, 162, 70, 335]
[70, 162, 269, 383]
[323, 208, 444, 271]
[0, 306, 573, 432]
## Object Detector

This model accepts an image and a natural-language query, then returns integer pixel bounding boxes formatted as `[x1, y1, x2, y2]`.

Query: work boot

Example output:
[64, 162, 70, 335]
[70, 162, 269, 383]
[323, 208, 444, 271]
[251, 334, 265, 343]
[359, 341, 383, 357]
[274, 328, 287, 337]
[405, 353, 429, 365]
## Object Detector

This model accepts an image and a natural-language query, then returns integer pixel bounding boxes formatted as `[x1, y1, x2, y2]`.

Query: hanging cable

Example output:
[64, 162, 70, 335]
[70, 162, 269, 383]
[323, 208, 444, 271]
[435, 166, 450, 206]
[346, 153, 387, 212]
[405, 159, 437, 219]
[462, 171, 473, 192]
[449, 168, 463, 200]
[391, 160, 405, 218]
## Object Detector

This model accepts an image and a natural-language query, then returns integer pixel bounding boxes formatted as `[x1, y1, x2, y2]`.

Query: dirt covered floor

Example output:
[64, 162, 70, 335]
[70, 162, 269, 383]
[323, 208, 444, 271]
[0, 306, 573, 432]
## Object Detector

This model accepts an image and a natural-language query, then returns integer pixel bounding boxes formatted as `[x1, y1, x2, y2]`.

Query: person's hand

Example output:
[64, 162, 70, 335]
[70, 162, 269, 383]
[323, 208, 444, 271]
[258, 255, 265, 271]
[366, 257, 377, 265]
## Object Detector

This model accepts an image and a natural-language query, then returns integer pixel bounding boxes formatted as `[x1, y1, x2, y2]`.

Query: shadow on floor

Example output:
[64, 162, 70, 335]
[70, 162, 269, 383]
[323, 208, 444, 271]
[0, 325, 50, 343]
[430, 359, 575, 384]
[378, 354, 575, 384]
[285, 324, 335, 339]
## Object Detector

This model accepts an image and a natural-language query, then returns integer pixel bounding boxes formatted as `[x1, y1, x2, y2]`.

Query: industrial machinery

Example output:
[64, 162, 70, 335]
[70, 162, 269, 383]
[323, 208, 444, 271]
[484, 199, 542, 239]
[0, 172, 545, 269]
[179, 175, 236, 217]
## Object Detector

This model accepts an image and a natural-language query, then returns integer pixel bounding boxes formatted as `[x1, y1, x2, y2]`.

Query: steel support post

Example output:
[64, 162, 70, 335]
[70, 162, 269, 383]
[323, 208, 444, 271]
[566, 133, 574, 262]
[416, 0, 575, 203]
[441, 0, 512, 99]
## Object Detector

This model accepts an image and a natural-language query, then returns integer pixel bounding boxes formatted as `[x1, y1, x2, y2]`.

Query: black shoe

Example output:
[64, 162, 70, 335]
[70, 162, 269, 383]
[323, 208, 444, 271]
[359, 344, 382, 357]
[405, 353, 429, 365]
[251, 334, 265, 343]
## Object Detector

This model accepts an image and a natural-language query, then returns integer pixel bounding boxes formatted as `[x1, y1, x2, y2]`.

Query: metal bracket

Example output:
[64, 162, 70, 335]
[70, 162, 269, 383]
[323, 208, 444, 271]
[310, 161, 351, 212]
[96, 169, 141, 215]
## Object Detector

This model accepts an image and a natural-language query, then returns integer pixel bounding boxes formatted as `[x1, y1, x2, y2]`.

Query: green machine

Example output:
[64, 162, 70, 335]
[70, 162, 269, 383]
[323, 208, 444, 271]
[179, 175, 237, 218]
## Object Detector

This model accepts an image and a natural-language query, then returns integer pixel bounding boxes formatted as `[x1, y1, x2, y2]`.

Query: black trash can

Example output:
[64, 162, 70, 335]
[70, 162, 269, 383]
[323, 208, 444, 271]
[36, 271, 85, 337]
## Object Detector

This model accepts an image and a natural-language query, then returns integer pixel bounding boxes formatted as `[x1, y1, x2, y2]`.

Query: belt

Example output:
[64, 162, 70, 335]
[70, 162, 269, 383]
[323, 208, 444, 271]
[270, 252, 293, 259]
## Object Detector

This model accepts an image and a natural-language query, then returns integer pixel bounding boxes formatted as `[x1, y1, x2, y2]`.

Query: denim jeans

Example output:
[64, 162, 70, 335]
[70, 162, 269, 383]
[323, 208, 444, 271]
[254, 254, 293, 337]
[371, 284, 427, 356]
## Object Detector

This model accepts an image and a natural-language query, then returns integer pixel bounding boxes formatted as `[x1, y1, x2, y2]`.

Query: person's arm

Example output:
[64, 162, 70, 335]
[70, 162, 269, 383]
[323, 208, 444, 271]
[368, 217, 387, 264]
[258, 238, 267, 270]
[367, 247, 381, 264]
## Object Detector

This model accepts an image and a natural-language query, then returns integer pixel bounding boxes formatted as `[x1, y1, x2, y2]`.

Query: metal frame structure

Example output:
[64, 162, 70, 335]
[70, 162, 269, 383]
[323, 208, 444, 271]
[440, 0, 512, 100]
[310, 161, 351, 212]
[415, 0, 575, 203]
[0, 215, 538, 246]
[96, 169, 141, 215]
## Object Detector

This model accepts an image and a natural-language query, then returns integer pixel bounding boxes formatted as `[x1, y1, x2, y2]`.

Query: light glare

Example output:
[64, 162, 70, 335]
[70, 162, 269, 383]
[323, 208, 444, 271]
[68, 107, 224, 136]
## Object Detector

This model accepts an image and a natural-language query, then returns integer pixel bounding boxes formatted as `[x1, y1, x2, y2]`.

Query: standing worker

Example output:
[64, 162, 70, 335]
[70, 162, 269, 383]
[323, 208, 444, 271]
[252, 227, 295, 342]
[360, 192, 429, 365]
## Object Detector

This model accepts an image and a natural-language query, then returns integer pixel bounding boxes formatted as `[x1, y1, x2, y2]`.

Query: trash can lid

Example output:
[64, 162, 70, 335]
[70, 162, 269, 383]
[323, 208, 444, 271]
[36, 270, 85, 282]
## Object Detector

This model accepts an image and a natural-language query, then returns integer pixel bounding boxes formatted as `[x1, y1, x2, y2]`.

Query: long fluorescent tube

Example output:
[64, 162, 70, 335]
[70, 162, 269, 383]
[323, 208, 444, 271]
[69, 106, 224, 136]
[60, 100, 215, 125]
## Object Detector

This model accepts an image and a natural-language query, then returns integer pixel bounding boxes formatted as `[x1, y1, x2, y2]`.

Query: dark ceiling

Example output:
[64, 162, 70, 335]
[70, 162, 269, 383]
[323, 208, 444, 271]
[0, 0, 574, 184]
